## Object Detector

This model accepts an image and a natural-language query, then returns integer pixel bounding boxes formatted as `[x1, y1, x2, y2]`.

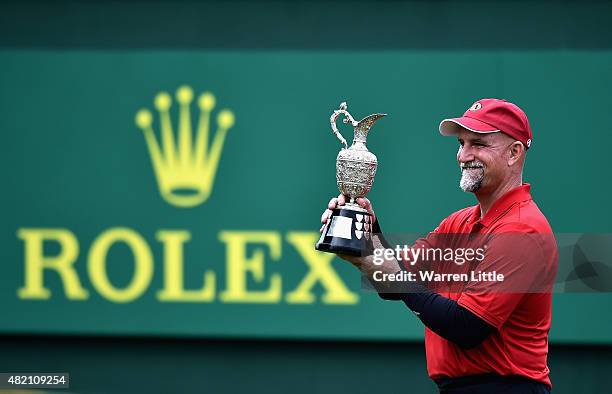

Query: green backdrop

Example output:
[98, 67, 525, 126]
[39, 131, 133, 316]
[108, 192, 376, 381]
[2, 50, 612, 344]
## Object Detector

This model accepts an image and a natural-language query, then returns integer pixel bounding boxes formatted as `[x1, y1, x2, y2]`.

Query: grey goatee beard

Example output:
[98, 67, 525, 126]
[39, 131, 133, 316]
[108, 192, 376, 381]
[459, 161, 485, 192]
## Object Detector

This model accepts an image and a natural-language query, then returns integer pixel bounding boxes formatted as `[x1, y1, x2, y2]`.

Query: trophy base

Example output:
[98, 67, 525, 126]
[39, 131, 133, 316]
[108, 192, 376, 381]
[315, 205, 374, 256]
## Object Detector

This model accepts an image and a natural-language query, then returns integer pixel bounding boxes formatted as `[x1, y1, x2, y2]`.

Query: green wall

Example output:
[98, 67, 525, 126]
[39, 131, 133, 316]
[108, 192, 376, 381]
[1, 336, 611, 393]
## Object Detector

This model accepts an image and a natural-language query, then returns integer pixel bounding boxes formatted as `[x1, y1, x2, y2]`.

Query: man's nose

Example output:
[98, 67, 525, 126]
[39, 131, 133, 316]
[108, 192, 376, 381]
[457, 145, 475, 163]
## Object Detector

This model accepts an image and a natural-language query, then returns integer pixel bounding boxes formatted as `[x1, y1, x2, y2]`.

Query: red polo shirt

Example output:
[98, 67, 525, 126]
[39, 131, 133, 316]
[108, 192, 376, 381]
[423, 184, 558, 388]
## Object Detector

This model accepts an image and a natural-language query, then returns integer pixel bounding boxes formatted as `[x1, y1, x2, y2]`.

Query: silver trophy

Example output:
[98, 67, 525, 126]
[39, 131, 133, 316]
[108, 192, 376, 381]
[316, 102, 386, 256]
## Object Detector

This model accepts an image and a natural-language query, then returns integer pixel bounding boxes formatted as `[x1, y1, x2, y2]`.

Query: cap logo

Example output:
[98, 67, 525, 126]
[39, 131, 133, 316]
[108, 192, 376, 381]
[527, 139, 532, 148]
[469, 102, 482, 111]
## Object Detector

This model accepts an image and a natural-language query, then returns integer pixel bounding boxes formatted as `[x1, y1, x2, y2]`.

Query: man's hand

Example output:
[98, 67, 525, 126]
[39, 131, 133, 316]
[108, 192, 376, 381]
[318, 194, 391, 270]
[319, 194, 377, 234]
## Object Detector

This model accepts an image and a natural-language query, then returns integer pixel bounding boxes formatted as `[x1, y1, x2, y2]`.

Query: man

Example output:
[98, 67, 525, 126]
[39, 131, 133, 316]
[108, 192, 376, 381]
[321, 99, 558, 393]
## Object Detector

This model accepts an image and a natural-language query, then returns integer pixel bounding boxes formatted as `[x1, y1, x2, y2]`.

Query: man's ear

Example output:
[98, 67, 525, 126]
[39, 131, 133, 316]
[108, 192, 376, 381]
[508, 141, 525, 166]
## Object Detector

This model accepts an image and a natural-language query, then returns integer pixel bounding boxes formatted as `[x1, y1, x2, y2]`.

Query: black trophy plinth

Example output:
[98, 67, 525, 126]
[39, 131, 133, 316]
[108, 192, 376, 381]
[315, 206, 374, 256]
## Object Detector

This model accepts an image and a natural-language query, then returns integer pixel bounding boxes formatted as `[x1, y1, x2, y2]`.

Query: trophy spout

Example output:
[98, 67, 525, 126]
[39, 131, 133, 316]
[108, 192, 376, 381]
[354, 113, 386, 144]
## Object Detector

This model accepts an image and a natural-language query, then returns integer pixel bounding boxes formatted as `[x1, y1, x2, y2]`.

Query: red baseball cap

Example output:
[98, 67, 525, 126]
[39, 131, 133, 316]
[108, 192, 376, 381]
[439, 98, 533, 149]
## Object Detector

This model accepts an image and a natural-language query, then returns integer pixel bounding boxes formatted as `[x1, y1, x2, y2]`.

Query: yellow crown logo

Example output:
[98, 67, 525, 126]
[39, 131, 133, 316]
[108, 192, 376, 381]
[135, 86, 235, 208]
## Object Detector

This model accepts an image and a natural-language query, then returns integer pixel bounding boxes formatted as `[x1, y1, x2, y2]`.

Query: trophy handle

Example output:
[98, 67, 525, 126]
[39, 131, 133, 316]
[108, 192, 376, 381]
[330, 102, 358, 149]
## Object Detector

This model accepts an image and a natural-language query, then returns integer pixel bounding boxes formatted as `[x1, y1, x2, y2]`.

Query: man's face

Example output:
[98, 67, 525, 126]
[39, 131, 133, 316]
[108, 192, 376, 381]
[456, 128, 512, 193]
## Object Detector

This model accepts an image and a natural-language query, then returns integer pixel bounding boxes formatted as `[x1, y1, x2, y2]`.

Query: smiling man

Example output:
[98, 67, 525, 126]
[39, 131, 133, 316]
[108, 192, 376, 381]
[321, 99, 558, 393]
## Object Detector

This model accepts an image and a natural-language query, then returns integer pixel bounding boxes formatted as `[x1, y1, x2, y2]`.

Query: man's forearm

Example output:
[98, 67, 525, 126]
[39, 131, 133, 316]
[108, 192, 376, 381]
[365, 223, 494, 349]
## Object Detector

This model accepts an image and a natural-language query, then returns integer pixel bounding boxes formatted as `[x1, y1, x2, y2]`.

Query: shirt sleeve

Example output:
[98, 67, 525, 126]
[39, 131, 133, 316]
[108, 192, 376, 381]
[457, 225, 555, 329]
[397, 284, 496, 348]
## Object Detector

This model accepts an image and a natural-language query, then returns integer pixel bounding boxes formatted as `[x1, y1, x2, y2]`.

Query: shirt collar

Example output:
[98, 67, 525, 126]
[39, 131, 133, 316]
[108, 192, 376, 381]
[476, 183, 533, 227]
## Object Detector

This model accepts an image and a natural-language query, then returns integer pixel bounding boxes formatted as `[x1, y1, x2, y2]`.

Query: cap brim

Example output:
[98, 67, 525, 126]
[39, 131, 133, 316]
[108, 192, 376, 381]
[439, 116, 500, 136]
